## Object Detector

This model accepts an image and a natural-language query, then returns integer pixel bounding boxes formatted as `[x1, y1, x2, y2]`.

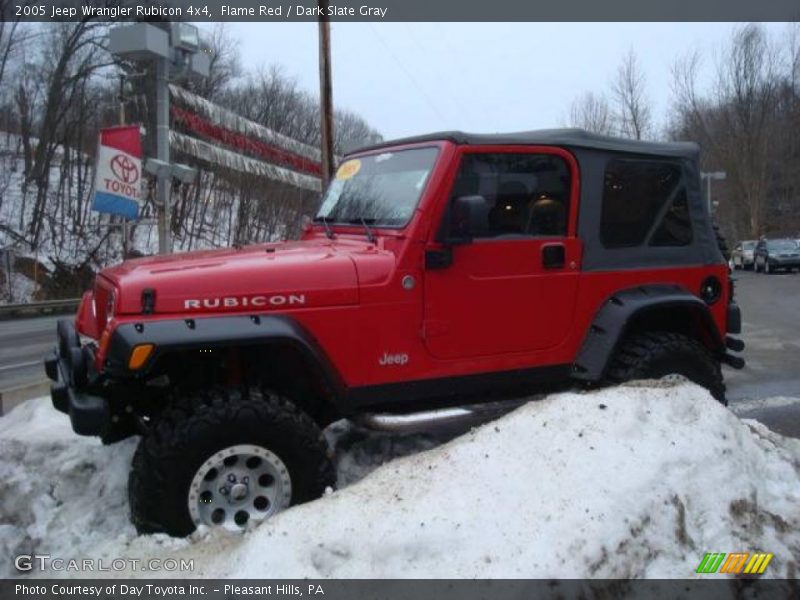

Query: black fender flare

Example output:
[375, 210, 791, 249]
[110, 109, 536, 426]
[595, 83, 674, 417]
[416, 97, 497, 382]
[104, 314, 347, 410]
[572, 284, 723, 382]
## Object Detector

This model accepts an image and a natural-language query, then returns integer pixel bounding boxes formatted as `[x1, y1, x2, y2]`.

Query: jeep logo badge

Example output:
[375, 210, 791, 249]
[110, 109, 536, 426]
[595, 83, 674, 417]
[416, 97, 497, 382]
[184, 295, 306, 310]
[378, 352, 409, 366]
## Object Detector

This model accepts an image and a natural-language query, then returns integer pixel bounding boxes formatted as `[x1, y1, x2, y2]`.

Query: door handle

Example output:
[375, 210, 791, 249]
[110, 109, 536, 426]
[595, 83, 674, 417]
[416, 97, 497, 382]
[542, 243, 565, 269]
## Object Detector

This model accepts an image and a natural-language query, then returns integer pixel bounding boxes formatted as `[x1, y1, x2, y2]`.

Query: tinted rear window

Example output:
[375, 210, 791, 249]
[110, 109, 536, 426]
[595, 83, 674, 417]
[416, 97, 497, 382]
[601, 160, 691, 248]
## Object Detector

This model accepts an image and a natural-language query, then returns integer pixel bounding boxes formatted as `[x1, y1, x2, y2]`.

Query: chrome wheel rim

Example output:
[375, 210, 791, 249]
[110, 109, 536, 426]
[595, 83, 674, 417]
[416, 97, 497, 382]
[188, 444, 291, 530]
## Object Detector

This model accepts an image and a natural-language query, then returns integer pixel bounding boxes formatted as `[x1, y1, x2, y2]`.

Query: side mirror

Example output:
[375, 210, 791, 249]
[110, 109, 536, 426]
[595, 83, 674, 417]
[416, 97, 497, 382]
[446, 195, 489, 244]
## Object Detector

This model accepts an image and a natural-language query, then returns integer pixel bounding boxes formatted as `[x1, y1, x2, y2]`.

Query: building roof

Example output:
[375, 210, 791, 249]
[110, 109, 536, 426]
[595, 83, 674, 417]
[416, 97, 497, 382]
[354, 128, 700, 159]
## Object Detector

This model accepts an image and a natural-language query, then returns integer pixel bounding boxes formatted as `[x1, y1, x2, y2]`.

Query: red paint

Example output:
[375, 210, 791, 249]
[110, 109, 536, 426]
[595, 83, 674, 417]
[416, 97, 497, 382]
[76, 141, 732, 388]
[100, 125, 142, 158]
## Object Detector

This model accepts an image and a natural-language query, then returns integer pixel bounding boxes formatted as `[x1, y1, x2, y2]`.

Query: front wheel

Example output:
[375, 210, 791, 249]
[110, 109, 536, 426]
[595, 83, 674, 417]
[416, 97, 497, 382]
[605, 331, 725, 404]
[129, 387, 336, 537]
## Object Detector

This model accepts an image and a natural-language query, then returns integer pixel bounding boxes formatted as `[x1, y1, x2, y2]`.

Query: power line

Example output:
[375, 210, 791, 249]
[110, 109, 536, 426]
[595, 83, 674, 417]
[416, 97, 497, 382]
[401, 23, 470, 127]
[367, 23, 451, 126]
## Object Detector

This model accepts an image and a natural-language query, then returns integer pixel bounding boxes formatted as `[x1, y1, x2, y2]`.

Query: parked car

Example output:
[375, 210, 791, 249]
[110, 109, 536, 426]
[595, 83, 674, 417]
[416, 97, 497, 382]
[731, 240, 756, 270]
[754, 238, 800, 274]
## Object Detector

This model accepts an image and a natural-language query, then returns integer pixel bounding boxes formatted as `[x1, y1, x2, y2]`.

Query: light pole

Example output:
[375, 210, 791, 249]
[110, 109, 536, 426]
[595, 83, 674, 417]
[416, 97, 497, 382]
[700, 171, 726, 215]
[109, 23, 209, 254]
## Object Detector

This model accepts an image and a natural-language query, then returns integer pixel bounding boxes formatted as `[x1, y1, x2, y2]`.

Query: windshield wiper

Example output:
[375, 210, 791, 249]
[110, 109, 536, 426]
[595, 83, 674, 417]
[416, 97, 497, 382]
[312, 215, 335, 239]
[347, 218, 376, 244]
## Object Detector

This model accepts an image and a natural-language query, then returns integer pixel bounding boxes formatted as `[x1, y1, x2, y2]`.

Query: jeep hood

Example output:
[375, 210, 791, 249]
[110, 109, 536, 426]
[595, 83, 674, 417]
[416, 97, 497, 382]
[100, 240, 366, 315]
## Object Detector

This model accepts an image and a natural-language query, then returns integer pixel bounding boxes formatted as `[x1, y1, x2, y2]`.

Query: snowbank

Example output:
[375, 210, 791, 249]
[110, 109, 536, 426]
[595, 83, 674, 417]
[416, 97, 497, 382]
[1, 382, 798, 579]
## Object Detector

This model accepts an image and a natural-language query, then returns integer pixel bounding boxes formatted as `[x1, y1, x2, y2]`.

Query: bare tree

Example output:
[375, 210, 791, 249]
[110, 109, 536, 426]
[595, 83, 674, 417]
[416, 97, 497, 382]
[567, 91, 613, 135]
[27, 21, 111, 247]
[612, 49, 652, 140]
[715, 25, 778, 237]
[0, 1, 24, 90]
[191, 23, 242, 101]
[671, 25, 784, 239]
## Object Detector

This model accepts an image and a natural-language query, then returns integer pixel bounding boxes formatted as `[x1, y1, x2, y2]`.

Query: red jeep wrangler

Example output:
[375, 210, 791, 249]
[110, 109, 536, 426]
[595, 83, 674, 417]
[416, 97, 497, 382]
[45, 129, 744, 536]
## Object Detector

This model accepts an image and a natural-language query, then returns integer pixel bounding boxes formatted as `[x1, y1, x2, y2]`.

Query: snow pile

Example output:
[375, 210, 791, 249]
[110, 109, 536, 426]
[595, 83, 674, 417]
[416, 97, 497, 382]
[1, 382, 798, 579]
[0, 399, 139, 569]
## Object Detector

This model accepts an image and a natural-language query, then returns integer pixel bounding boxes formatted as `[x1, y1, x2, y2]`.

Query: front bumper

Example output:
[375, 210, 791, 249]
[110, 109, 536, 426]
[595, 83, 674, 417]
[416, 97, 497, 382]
[44, 320, 109, 436]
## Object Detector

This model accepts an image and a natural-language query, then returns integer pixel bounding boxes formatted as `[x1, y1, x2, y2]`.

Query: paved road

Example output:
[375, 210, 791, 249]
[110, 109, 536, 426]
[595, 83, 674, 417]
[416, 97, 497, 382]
[725, 269, 800, 400]
[725, 269, 800, 437]
[0, 315, 60, 390]
[1, 271, 798, 433]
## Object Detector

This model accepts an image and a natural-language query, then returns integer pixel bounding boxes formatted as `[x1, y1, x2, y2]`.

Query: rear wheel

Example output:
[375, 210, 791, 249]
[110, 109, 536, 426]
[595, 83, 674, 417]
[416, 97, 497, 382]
[129, 386, 336, 536]
[606, 331, 725, 404]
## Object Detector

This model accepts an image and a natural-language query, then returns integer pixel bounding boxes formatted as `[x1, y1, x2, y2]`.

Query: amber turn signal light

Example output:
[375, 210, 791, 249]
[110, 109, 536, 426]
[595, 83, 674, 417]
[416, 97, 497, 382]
[128, 344, 155, 370]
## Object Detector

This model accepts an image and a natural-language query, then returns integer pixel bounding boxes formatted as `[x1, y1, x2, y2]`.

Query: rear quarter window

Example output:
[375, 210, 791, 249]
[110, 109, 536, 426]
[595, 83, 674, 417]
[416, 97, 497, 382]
[600, 159, 692, 248]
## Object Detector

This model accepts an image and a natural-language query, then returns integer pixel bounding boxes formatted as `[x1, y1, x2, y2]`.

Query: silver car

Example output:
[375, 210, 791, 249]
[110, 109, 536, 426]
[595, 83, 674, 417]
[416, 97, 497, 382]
[731, 240, 756, 270]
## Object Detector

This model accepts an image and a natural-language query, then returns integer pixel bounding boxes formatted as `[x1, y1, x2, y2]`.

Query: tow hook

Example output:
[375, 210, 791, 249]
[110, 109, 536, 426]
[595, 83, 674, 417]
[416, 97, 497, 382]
[726, 337, 745, 352]
[723, 335, 745, 369]
[721, 352, 745, 370]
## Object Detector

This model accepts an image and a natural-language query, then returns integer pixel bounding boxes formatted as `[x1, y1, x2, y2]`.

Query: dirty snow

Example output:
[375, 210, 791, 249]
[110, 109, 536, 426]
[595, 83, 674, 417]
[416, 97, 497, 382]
[1, 382, 798, 579]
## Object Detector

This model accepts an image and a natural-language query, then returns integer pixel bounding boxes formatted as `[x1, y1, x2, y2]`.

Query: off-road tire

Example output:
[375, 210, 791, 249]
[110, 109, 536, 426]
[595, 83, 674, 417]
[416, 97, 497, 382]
[129, 386, 336, 537]
[606, 331, 726, 404]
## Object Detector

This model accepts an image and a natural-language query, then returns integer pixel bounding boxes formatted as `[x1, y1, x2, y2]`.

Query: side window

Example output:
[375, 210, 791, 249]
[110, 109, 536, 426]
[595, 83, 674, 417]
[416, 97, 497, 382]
[601, 159, 692, 248]
[450, 153, 571, 239]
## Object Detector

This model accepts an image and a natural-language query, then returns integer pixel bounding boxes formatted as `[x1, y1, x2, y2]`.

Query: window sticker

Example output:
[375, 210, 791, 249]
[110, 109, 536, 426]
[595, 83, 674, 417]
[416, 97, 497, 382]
[336, 159, 362, 180]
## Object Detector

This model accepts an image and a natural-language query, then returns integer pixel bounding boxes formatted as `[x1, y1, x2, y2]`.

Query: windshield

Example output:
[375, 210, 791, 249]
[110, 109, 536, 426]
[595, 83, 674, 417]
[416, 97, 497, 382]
[767, 239, 799, 253]
[316, 147, 439, 228]
[741, 241, 755, 250]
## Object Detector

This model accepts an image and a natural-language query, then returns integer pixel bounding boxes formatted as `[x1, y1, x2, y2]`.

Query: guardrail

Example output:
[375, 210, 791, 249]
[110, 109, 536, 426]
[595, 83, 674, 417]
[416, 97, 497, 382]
[0, 298, 80, 320]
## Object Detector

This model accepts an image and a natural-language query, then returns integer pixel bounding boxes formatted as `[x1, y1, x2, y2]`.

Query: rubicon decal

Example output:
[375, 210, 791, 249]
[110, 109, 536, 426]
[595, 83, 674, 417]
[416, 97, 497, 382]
[696, 552, 773, 575]
[184, 295, 306, 310]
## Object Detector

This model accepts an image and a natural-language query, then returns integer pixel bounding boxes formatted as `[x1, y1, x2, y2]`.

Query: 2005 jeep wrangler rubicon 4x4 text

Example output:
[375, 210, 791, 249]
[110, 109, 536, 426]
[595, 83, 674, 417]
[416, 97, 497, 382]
[45, 129, 744, 536]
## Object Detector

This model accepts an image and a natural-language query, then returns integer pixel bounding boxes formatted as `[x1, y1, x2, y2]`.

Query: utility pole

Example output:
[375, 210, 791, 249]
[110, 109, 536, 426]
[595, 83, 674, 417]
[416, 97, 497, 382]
[155, 57, 171, 254]
[118, 73, 129, 257]
[318, 0, 335, 189]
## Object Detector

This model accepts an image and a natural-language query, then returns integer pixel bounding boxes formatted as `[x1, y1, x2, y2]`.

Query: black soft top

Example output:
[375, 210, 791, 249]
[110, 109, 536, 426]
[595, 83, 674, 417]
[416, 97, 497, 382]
[355, 128, 699, 160]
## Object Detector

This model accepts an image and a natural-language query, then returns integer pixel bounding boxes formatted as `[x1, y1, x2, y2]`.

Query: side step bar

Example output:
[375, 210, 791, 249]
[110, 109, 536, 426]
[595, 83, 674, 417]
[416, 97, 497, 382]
[355, 396, 535, 434]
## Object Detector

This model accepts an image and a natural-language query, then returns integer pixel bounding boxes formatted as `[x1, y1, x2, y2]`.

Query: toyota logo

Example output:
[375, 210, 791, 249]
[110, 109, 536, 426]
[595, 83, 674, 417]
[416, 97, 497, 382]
[110, 154, 139, 184]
